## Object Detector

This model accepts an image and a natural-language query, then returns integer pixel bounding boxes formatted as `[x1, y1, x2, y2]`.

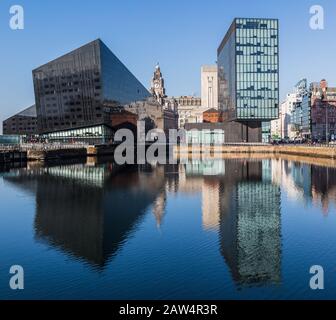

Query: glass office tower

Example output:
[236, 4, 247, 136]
[218, 18, 279, 142]
[33, 39, 150, 135]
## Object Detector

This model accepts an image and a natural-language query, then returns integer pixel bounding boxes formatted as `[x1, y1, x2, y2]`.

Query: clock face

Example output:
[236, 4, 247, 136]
[155, 83, 160, 89]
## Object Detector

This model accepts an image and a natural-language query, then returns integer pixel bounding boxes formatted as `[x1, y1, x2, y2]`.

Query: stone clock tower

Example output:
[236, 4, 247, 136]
[150, 63, 166, 105]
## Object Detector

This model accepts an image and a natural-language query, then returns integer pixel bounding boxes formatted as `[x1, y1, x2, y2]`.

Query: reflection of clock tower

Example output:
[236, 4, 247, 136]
[151, 63, 166, 105]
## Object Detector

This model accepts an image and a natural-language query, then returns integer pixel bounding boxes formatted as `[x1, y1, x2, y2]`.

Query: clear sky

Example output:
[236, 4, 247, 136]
[1, 0, 336, 132]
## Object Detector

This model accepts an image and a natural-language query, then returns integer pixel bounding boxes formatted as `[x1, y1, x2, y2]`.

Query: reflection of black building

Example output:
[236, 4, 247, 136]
[4, 163, 165, 268]
[219, 160, 282, 286]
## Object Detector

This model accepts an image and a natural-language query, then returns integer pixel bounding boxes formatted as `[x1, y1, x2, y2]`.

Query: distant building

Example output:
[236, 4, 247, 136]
[173, 96, 208, 128]
[109, 108, 138, 133]
[280, 93, 297, 139]
[203, 108, 224, 123]
[120, 64, 178, 136]
[218, 18, 279, 142]
[274, 79, 308, 140]
[286, 79, 336, 142]
[270, 117, 281, 138]
[125, 97, 178, 137]
[310, 80, 336, 142]
[201, 65, 218, 110]
[3, 105, 38, 136]
[32, 39, 151, 142]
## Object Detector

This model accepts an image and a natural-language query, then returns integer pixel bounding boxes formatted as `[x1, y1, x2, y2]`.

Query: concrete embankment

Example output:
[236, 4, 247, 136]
[3, 144, 336, 163]
[0, 150, 27, 163]
[175, 145, 336, 160]
[27, 145, 118, 161]
[86, 145, 117, 156]
[27, 148, 87, 161]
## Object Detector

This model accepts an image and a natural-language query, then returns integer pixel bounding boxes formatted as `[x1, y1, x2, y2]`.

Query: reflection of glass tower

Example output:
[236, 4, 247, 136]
[219, 161, 281, 286]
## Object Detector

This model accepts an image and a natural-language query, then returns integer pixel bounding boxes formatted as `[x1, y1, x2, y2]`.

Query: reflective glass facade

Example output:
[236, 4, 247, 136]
[218, 18, 279, 121]
[3, 105, 38, 136]
[33, 39, 150, 135]
[262, 121, 271, 143]
[44, 124, 113, 144]
[0, 135, 22, 145]
[301, 93, 311, 137]
[186, 129, 225, 145]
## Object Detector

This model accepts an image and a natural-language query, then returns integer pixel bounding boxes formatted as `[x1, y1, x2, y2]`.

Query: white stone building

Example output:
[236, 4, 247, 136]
[173, 96, 209, 128]
[201, 65, 218, 110]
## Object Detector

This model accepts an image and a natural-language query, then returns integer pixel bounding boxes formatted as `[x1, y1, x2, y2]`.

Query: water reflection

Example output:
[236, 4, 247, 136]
[2, 156, 336, 290]
[182, 160, 282, 286]
[4, 160, 169, 268]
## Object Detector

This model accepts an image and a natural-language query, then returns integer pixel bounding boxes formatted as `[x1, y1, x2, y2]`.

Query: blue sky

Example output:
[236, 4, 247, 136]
[1, 0, 336, 131]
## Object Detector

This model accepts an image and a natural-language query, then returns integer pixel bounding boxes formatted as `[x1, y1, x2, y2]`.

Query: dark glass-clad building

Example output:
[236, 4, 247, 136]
[218, 18, 279, 142]
[33, 39, 150, 136]
[3, 105, 38, 135]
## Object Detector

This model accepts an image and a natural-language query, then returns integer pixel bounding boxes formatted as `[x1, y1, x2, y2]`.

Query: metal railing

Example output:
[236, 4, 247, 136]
[20, 142, 88, 151]
[0, 142, 89, 152]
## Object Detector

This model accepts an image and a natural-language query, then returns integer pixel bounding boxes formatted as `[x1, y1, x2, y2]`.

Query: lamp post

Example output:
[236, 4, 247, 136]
[326, 103, 329, 144]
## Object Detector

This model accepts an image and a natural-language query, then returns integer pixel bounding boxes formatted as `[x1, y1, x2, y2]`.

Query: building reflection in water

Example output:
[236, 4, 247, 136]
[182, 159, 282, 286]
[4, 159, 170, 269]
[271, 158, 336, 215]
[3, 156, 336, 286]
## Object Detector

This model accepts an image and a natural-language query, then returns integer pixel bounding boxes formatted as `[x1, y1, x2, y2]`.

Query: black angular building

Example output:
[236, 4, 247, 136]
[32, 39, 150, 141]
[3, 105, 38, 135]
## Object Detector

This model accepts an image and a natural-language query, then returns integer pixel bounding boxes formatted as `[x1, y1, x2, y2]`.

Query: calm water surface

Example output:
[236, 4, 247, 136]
[1, 157, 336, 300]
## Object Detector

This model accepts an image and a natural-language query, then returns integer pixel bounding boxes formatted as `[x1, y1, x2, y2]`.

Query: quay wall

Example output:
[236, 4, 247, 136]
[175, 145, 336, 160]
[2, 145, 336, 163]
[27, 148, 87, 161]
[0, 151, 27, 163]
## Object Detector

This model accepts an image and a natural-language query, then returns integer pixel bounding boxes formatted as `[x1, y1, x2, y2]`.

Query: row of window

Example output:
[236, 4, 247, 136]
[46, 125, 110, 138]
[236, 39, 278, 47]
[236, 27, 278, 36]
[237, 83, 278, 91]
[237, 73, 278, 81]
[236, 19, 278, 30]
[237, 65, 278, 73]
[236, 50, 278, 60]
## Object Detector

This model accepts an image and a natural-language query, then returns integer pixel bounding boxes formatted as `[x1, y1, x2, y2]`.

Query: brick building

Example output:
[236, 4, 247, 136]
[203, 108, 224, 123]
[310, 80, 336, 142]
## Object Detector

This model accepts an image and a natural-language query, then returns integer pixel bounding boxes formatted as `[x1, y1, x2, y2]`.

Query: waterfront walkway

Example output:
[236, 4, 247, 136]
[1, 143, 336, 163]
[176, 144, 336, 160]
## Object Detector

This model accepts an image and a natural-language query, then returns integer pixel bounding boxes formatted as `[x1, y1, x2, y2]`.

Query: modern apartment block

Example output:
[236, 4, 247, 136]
[32, 39, 150, 141]
[3, 105, 38, 136]
[217, 18, 279, 142]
